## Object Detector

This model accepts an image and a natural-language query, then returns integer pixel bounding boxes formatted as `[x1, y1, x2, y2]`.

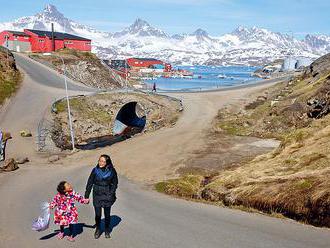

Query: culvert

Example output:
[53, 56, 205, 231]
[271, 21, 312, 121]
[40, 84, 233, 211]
[113, 101, 146, 137]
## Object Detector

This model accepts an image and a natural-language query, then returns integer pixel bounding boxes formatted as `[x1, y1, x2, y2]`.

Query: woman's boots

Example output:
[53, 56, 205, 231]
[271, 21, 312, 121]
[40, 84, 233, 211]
[105, 216, 111, 238]
[94, 227, 110, 239]
[105, 230, 110, 239]
[94, 215, 111, 239]
[94, 227, 102, 239]
[94, 217, 102, 239]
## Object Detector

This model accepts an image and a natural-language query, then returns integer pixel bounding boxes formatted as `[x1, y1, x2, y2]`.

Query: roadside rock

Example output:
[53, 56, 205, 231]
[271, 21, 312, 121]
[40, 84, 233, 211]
[48, 155, 60, 163]
[0, 158, 19, 172]
[200, 186, 228, 202]
[20, 130, 32, 137]
[15, 157, 29, 164]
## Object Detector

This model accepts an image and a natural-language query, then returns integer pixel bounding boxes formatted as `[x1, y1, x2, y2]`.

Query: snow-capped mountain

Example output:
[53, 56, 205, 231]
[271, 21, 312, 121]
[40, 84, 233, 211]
[1, 4, 330, 66]
[305, 34, 330, 54]
[113, 18, 168, 38]
[0, 4, 111, 43]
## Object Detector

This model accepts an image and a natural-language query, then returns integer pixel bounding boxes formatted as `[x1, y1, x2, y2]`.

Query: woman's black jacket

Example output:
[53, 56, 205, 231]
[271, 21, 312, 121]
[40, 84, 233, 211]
[84, 166, 118, 208]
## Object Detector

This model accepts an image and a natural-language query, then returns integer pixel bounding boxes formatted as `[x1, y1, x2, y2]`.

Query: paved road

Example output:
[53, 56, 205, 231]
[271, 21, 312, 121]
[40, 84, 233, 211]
[14, 53, 95, 91]
[0, 53, 94, 159]
[0, 54, 329, 248]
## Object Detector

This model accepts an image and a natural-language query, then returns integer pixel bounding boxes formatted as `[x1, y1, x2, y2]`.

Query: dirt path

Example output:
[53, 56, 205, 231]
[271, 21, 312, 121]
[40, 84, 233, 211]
[63, 82, 279, 183]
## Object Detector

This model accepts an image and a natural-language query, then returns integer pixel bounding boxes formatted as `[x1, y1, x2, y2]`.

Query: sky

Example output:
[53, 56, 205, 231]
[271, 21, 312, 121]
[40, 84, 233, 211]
[0, 0, 329, 38]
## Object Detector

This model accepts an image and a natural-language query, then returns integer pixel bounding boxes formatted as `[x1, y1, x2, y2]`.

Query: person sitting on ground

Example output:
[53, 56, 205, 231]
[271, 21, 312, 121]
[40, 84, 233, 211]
[0, 132, 12, 162]
[49, 181, 89, 242]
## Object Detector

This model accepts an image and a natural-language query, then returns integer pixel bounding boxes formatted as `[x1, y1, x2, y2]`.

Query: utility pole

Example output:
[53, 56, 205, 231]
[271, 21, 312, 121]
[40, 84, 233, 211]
[62, 58, 76, 151]
[5, 35, 9, 64]
[44, 53, 75, 151]
[125, 61, 128, 92]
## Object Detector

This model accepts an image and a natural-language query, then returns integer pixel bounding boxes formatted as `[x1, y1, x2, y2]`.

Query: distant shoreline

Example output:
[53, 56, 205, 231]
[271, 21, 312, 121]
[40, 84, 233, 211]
[154, 75, 291, 94]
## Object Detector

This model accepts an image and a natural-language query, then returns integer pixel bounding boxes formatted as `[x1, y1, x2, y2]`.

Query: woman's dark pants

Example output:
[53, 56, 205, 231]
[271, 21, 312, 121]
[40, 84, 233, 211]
[94, 206, 111, 230]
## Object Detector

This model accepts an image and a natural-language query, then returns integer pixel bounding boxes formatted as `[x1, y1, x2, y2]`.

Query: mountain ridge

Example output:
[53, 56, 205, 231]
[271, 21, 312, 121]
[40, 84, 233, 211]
[1, 4, 329, 66]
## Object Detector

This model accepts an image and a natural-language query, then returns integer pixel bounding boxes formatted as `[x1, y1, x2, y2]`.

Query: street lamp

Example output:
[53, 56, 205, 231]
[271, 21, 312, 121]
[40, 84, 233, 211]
[44, 53, 75, 151]
[125, 62, 128, 92]
[5, 35, 9, 63]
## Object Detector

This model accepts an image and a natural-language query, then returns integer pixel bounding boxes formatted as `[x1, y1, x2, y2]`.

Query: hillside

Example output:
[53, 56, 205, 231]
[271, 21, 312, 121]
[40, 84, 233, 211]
[29, 49, 124, 89]
[0, 47, 21, 105]
[156, 53, 330, 227]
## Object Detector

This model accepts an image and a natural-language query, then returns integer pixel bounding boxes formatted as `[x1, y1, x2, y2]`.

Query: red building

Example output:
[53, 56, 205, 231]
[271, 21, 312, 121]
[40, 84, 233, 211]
[126, 58, 172, 72]
[0, 31, 31, 52]
[0, 29, 91, 53]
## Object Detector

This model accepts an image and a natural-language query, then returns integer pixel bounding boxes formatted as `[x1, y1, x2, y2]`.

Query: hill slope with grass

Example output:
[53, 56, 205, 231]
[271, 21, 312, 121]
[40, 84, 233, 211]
[156, 53, 330, 227]
[0, 47, 21, 106]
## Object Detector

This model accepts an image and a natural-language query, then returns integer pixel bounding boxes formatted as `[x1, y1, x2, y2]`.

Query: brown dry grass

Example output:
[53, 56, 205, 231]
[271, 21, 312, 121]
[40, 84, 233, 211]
[0, 48, 21, 105]
[156, 59, 330, 227]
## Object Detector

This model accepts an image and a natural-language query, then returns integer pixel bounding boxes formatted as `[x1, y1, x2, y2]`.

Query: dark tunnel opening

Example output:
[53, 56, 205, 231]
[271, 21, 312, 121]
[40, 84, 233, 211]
[76, 101, 146, 150]
[113, 101, 146, 137]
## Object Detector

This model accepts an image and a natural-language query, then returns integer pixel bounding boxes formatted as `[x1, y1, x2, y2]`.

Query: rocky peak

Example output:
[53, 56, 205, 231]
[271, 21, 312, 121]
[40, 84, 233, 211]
[193, 28, 209, 37]
[36, 4, 66, 21]
[114, 18, 168, 38]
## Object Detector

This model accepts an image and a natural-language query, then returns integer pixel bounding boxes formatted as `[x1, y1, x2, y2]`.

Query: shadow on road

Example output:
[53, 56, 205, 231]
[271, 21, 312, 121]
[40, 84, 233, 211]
[76, 135, 127, 150]
[99, 215, 122, 234]
[39, 215, 122, 240]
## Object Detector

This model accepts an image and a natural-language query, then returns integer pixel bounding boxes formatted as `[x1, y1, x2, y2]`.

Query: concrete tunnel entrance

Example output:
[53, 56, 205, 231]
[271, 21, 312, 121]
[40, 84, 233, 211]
[113, 101, 146, 137]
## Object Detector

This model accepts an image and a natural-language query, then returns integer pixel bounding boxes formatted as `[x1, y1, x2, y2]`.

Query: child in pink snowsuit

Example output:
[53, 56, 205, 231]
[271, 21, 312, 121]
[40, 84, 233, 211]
[49, 181, 89, 242]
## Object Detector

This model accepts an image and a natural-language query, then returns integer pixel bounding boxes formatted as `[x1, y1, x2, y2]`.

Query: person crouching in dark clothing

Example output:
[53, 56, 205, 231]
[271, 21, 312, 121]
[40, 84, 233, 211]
[84, 154, 118, 239]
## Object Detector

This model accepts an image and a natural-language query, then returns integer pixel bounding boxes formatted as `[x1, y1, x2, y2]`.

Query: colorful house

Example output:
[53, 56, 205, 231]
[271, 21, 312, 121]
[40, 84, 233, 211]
[0, 29, 91, 53]
[126, 58, 172, 72]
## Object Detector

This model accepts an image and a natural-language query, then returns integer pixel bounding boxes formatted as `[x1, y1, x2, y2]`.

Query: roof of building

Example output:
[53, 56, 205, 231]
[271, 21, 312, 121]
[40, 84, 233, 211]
[25, 29, 91, 41]
[131, 58, 162, 62]
[6, 30, 30, 36]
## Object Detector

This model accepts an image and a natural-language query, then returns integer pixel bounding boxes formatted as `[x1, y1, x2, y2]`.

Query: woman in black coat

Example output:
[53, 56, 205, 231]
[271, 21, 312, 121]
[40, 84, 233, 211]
[84, 154, 118, 239]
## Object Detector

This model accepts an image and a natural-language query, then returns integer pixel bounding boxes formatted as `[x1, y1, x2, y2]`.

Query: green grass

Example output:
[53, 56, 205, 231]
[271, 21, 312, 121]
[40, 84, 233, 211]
[295, 179, 313, 190]
[284, 158, 298, 165]
[155, 175, 204, 198]
[282, 129, 311, 147]
[219, 121, 249, 136]
[54, 98, 112, 124]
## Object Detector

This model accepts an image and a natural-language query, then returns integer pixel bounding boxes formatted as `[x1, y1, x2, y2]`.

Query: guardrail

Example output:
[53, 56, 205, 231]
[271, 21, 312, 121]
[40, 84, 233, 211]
[36, 108, 55, 152]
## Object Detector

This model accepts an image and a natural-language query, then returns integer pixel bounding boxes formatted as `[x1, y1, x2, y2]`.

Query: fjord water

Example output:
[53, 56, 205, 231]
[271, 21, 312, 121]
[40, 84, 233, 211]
[148, 66, 261, 91]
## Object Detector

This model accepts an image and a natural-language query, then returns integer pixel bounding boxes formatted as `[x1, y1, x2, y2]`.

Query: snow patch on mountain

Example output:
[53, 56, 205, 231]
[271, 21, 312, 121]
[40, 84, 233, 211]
[1, 4, 330, 66]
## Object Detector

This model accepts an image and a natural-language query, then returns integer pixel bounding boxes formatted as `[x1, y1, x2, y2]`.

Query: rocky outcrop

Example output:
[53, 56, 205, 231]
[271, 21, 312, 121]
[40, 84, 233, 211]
[0, 47, 21, 105]
[305, 53, 330, 81]
[29, 50, 122, 89]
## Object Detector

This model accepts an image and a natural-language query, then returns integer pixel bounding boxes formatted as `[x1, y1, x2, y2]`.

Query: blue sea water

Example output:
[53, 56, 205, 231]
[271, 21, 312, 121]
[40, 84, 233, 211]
[146, 66, 261, 91]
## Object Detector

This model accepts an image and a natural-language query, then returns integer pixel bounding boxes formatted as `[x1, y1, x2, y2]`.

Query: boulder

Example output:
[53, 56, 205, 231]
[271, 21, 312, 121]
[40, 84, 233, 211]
[20, 130, 32, 137]
[0, 158, 19, 172]
[16, 157, 29, 164]
[200, 186, 228, 202]
[48, 155, 60, 163]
